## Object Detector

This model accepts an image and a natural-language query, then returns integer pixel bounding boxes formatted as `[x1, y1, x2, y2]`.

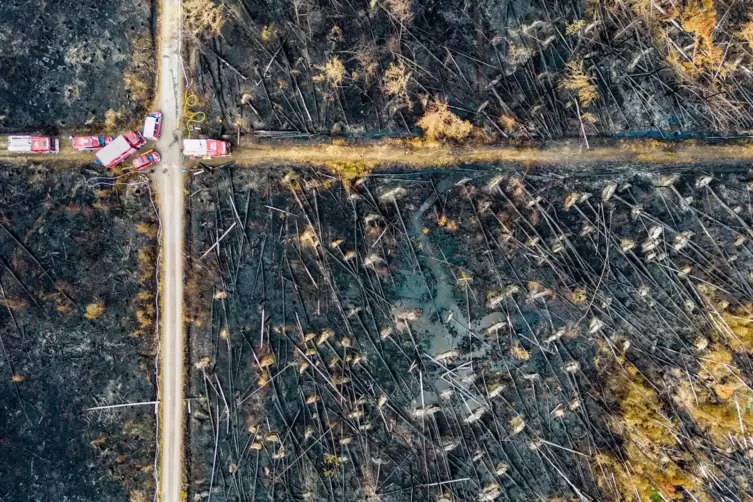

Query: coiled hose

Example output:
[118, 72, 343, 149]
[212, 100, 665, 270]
[183, 90, 206, 138]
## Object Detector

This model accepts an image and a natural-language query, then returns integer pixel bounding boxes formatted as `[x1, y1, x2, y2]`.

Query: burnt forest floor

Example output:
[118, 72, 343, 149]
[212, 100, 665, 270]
[0, 0, 156, 134]
[184, 0, 753, 143]
[0, 164, 159, 501]
[184, 163, 753, 501]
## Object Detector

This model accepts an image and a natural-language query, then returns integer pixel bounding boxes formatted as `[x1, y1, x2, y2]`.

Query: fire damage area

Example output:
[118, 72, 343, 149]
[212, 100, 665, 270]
[183, 0, 753, 141]
[0, 165, 158, 501]
[0, 0, 156, 132]
[185, 164, 753, 501]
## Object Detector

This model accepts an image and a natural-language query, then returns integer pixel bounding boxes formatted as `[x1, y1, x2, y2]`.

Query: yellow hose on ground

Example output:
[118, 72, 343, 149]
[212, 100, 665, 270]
[183, 90, 206, 138]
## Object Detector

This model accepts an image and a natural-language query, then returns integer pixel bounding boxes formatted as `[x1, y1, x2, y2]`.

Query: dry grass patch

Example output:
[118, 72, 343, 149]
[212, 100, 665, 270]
[417, 98, 472, 143]
[184, 0, 226, 39]
[84, 299, 105, 320]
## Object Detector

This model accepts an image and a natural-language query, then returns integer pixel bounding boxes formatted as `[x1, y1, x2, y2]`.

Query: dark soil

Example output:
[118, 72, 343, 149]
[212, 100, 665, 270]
[185, 163, 753, 501]
[186, 0, 753, 142]
[0, 164, 158, 501]
[0, 0, 156, 133]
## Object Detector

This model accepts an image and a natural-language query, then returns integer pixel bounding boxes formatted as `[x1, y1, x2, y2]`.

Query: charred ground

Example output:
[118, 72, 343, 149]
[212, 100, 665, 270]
[184, 0, 753, 141]
[0, 0, 156, 133]
[0, 165, 158, 501]
[185, 164, 753, 501]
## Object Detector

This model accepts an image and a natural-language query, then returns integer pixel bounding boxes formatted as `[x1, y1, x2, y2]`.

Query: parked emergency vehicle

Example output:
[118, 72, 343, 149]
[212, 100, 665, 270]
[143, 112, 163, 140]
[7, 136, 59, 154]
[95, 130, 146, 168]
[70, 136, 112, 151]
[132, 151, 161, 170]
[182, 139, 231, 159]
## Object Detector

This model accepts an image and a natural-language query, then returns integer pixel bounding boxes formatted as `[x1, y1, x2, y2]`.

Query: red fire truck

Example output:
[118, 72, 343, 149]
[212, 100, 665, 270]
[132, 151, 161, 170]
[70, 136, 113, 151]
[95, 130, 146, 168]
[7, 136, 59, 154]
[182, 139, 231, 159]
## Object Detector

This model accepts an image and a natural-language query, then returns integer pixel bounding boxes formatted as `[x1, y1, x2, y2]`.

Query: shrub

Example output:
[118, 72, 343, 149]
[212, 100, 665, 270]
[1, 297, 28, 311]
[385, 0, 414, 24]
[738, 20, 753, 47]
[560, 60, 598, 107]
[104, 109, 121, 132]
[135, 222, 158, 238]
[680, 0, 724, 78]
[383, 61, 411, 101]
[498, 114, 517, 133]
[314, 57, 345, 87]
[184, 0, 226, 39]
[84, 299, 105, 320]
[416, 98, 472, 142]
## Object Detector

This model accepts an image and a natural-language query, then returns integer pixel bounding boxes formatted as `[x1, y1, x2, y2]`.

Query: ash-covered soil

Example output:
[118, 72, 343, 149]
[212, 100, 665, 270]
[186, 0, 753, 140]
[0, 0, 155, 132]
[0, 165, 158, 501]
[185, 164, 753, 501]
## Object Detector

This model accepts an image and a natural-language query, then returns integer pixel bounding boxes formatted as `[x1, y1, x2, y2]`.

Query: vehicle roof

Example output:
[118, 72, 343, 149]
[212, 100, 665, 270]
[183, 139, 227, 155]
[123, 130, 143, 144]
[8, 136, 52, 152]
[135, 151, 159, 166]
[96, 136, 133, 166]
[143, 116, 158, 137]
[8, 136, 33, 146]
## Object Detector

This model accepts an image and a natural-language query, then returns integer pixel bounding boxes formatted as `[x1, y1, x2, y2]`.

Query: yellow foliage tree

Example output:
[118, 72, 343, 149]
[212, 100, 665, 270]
[560, 60, 599, 107]
[383, 61, 411, 101]
[85, 299, 105, 320]
[385, 0, 414, 23]
[313, 57, 345, 87]
[680, 0, 725, 78]
[184, 0, 225, 39]
[417, 98, 472, 143]
[597, 361, 712, 501]
[738, 20, 753, 47]
[565, 19, 587, 35]
[672, 346, 753, 446]
[498, 114, 517, 133]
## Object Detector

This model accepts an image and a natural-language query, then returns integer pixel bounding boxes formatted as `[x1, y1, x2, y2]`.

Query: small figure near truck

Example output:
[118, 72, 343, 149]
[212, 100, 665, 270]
[182, 139, 231, 159]
[95, 130, 146, 168]
[7, 136, 59, 154]
[71, 136, 112, 151]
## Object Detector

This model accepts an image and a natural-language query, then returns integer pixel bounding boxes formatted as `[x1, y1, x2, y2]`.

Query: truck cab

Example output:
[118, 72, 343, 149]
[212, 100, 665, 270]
[71, 136, 113, 151]
[8, 136, 60, 154]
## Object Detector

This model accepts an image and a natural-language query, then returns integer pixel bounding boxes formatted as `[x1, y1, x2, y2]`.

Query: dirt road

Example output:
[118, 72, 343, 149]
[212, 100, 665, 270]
[187, 137, 753, 171]
[153, 0, 185, 500]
